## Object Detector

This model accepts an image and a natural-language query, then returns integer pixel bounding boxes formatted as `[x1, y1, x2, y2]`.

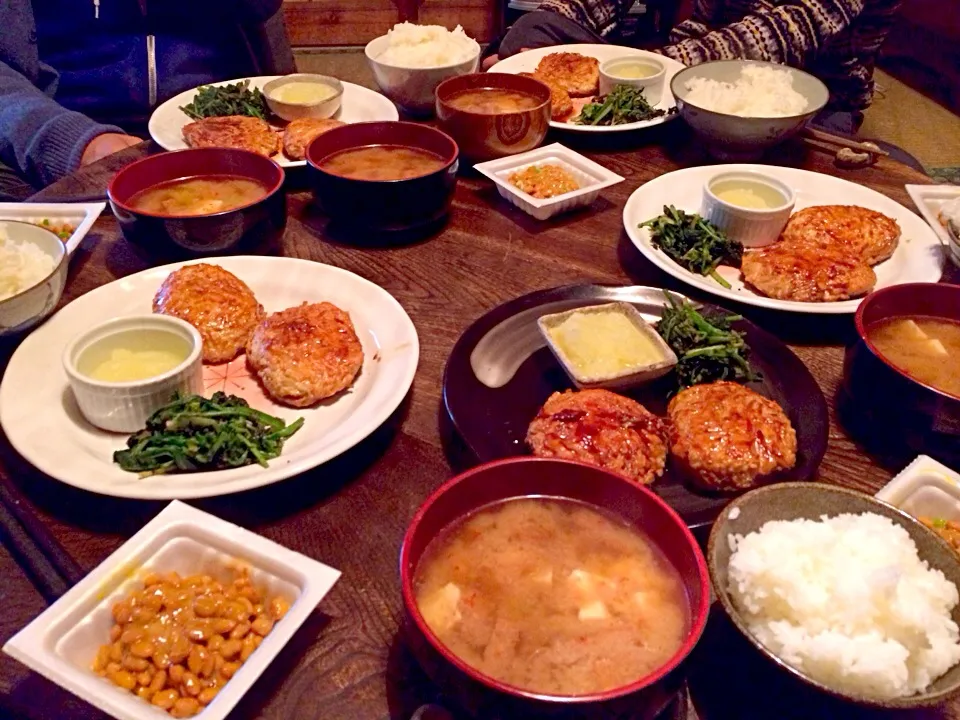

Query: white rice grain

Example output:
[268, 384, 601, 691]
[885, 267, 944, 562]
[377, 23, 479, 68]
[0, 228, 55, 301]
[728, 512, 960, 699]
[684, 65, 808, 117]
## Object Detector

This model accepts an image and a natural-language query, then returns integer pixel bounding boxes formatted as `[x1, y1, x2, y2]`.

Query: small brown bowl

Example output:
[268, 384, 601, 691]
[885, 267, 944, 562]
[305, 121, 459, 232]
[843, 283, 960, 457]
[435, 73, 551, 163]
[708, 482, 960, 708]
[400, 457, 710, 718]
[108, 148, 286, 256]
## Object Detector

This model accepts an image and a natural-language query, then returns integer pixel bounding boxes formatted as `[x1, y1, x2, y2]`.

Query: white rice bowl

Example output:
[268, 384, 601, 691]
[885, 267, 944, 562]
[376, 22, 479, 69]
[0, 227, 55, 302]
[727, 512, 960, 700]
[684, 65, 808, 118]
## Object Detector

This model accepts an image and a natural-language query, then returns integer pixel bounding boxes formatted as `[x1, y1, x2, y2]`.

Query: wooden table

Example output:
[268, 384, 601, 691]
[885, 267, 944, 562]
[0, 128, 956, 720]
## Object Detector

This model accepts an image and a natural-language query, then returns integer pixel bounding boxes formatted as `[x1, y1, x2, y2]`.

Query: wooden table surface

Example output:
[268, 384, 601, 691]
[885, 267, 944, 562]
[0, 127, 957, 720]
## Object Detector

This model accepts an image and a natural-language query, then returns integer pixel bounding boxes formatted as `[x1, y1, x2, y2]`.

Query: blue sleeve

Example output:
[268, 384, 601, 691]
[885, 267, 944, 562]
[0, 60, 124, 187]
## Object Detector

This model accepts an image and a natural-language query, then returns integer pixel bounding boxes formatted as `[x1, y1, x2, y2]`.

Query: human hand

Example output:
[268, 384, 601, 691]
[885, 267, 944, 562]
[481, 48, 530, 71]
[80, 133, 142, 166]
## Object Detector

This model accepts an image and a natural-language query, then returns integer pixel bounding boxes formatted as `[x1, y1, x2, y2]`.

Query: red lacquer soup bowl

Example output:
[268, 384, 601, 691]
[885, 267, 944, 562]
[306, 121, 458, 232]
[108, 148, 286, 257]
[399, 457, 710, 718]
[844, 283, 960, 459]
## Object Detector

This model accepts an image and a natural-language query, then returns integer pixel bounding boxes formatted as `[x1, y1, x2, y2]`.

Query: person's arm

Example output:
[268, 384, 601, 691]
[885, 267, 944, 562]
[0, 60, 127, 188]
[661, 0, 867, 67]
[536, 0, 634, 38]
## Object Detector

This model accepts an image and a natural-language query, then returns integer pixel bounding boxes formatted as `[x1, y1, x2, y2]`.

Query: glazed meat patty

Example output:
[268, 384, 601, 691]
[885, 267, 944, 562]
[781, 205, 901, 266]
[526, 389, 668, 485]
[246, 302, 364, 407]
[534, 53, 600, 98]
[282, 118, 345, 161]
[519, 72, 574, 121]
[153, 263, 264, 364]
[741, 242, 877, 302]
[667, 381, 797, 492]
[182, 115, 281, 157]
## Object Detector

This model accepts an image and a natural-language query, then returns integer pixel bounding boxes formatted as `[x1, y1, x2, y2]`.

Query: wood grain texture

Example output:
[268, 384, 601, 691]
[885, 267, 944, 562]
[1, 129, 956, 720]
[282, 0, 402, 47]
[280, 0, 497, 47]
[418, 0, 498, 42]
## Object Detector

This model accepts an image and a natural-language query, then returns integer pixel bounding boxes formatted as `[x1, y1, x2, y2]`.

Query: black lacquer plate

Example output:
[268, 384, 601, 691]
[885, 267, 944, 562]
[442, 284, 829, 529]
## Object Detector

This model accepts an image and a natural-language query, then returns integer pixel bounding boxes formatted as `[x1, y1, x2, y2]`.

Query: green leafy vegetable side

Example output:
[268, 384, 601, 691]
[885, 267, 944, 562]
[640, 205, 743, 289]
[180, 80, 269, 120]
[114, 392, 303, 476]
[574, 84, 674, 126]
[657, 291, 759, 389]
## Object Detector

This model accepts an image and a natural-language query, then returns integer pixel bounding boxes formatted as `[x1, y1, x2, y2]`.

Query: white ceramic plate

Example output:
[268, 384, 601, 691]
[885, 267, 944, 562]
[0, 256, 419, 499]
[906, 184, 959, 264]
[488, 44, 683, 133]
[148, 76, 400, 168]
[4, 501, 340, 720]
[0, 202, 105, 256]
[623, 164, 944, 314]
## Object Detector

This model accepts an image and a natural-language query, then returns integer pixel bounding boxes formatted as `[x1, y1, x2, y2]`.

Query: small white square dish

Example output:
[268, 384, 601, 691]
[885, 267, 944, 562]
[474, 143, 624, 221]
[3, 501, 340, 720]
[0, 201, 106, 256]
[876, 455, 960, 522]
[537, 301, 677, 390]
[905, 184, 960, 265]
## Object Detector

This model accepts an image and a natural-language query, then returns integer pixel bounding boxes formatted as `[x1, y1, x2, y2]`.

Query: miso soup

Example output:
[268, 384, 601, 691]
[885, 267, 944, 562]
[867, 315, 960, 397]
[446, 88, 541, 114]
[128, 175, 268, 216]
[414, 498, 690, 695]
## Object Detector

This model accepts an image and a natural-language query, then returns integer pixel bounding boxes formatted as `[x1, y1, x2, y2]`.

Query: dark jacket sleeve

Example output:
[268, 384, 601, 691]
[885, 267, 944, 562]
[0, 1, 123, 187]
[0, 62, 123, 187]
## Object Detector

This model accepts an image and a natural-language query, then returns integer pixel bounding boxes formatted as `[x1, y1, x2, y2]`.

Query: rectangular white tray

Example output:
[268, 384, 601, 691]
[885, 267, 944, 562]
[905, 184, 958, 264]
[474, 143, 624, 221]
[0, 201, 106, 256]
[3, 501, 340, 720]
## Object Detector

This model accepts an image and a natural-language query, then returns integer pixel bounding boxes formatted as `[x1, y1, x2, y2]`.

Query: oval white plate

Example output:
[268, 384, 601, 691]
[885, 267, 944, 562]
[623, 164, 945, 314]
[488, 44, 682, 133]
[148, 76, 400, 168]
[0, 257, 419, 499]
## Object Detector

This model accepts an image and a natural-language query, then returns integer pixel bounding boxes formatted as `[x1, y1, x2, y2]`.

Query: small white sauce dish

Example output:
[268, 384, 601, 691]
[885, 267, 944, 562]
[599, 56, 666, 105]
[700, 170, 796, 248]
[63, 315, 203, 433]
[3, 501, 340, 720]
[537, 302, 677, 390]
[263, 74, 344, 121]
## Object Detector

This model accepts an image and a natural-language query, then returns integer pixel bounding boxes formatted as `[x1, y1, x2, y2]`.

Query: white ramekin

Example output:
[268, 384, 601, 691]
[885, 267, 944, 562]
[262, 74, 344, 121]
[63, 315, 203, 433]
[599, 56, 666, 105]
[700, 171, 796, 248]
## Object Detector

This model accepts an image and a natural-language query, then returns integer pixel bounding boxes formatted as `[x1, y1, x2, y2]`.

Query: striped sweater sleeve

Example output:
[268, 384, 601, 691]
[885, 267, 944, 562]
[661, 0, 867, 67]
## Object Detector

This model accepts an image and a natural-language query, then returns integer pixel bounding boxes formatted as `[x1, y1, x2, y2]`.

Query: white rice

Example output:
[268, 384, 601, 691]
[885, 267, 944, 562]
[728, 512, 960, 699]
[0, 228, 55, 301]
[684, 65, 809, 118]
[376, 22, 479, 68]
